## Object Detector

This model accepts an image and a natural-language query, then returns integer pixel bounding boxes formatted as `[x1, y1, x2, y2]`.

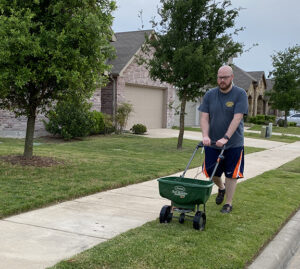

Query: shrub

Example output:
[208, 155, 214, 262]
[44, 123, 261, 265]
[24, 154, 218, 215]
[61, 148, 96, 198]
[248, 114, 276, 125]
[90, 111, 105, 135]
[131, 124, 147, 134]
[44, 98, 94, 140]
[103, 114, 115, 134]
[277, 118, 285, 127]
[288, 122, 297, 127]
[115, 103, 133, 134]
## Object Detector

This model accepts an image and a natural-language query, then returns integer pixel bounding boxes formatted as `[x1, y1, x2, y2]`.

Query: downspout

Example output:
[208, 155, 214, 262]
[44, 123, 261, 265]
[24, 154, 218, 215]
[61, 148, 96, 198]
[111, 75, 117, 122]
[252, 81, 258, 116]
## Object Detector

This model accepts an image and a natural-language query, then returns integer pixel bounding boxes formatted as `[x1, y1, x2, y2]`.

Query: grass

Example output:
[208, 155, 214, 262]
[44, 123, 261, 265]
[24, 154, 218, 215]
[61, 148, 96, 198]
[172, 126, 300, 143]
[0, 135, 262, 218]
[244, 132, 300, 143]
[248, 124, 300, 135]
[51, 157, 300, 269]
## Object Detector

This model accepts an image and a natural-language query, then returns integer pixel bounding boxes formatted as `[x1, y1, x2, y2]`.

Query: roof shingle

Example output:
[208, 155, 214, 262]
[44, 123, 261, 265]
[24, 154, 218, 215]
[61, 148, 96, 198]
[109, 30, 153, 75]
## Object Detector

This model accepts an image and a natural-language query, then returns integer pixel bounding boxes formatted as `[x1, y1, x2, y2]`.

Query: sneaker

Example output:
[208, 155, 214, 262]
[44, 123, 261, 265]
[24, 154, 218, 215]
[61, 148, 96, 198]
[220, 204, 232, 213]
[216, 188, 225, 205]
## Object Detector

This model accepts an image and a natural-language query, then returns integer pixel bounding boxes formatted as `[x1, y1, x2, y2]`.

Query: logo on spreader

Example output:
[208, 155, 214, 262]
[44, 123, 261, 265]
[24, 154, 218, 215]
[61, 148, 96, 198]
[172, 186, 188, 198]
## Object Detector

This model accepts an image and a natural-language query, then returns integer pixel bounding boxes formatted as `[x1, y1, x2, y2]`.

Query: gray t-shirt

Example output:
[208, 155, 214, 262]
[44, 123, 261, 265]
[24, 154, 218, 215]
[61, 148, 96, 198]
[198, 86, 248, 148]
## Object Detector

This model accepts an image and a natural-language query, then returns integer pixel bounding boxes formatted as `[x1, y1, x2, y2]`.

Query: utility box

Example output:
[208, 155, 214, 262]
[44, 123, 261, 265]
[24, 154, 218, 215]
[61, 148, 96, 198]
[261, 126, 266, 138]
[265, 126, 271, 138]
[261, 125, 271, 138]
[268, 123, 273, 136]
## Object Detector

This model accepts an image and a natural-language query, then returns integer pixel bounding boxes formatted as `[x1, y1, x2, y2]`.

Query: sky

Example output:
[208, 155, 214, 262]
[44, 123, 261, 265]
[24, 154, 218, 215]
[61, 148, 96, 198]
[112, 0, 300, 77]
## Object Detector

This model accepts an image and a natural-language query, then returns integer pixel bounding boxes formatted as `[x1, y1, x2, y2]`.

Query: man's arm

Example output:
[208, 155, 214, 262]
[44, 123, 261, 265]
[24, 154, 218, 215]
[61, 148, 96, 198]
[216, 113, 244, 147]
[200, 112, 211, 146]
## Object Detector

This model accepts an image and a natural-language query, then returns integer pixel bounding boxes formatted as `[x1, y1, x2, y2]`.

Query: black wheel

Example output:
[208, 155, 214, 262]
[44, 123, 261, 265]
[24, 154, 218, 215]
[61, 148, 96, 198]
[193, 211, 206, 230]
[159, 205, 172, 223]
[179, 213, 185, 224]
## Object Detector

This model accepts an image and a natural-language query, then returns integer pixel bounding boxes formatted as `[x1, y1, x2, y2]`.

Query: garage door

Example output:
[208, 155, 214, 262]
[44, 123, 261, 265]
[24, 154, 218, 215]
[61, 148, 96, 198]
[124, 85, 166, 129]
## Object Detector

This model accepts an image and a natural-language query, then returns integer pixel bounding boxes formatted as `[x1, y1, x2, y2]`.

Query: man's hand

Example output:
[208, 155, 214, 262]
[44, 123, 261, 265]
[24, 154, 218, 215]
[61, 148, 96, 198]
[203, 136, 211, 146]
[216, 138, 228, 148]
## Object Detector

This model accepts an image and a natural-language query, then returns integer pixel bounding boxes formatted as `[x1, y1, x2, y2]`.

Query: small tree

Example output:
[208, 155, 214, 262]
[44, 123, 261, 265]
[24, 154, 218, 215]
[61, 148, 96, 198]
[140, 0, 243, 149]
[115, 103, 133, 134]
[0, 0, 116, 158]
[268, 45, 300, 127]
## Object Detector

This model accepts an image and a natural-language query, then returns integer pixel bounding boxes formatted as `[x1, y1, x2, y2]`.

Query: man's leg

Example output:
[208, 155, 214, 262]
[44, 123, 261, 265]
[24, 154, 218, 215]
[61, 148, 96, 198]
[213, 176, 226, 205]
[203, 146, 226, 205]
[212, 176, 225, 189]
[220, 147, 244, 213]
[224, 177, 237, 205]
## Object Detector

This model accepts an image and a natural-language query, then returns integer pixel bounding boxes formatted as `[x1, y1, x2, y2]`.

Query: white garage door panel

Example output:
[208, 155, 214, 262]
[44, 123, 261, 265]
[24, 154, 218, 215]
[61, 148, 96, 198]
[124, 85, 165, 129]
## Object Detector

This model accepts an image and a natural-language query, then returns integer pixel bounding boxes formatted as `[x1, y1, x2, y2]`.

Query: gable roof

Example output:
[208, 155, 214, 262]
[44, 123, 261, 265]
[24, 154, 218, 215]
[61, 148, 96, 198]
[109, 30, 153, 75]
[247, 71, 265, 82]
[232, 64, 257, 91]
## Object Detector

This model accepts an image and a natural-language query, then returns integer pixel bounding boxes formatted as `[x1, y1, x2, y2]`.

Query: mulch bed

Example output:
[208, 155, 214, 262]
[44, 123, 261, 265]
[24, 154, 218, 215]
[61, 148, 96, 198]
[0, 155, 65, 167]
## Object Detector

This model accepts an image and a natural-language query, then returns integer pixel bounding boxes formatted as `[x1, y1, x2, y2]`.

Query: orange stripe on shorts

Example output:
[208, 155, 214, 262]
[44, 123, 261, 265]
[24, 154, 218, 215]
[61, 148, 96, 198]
[232, 150, 243, 179]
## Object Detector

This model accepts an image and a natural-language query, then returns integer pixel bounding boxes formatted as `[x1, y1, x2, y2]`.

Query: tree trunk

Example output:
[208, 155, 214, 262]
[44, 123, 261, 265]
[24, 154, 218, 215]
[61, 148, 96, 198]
[24, 112, 36, 159]
[284, 110, 288, 128]
[177, 96, 187, 150]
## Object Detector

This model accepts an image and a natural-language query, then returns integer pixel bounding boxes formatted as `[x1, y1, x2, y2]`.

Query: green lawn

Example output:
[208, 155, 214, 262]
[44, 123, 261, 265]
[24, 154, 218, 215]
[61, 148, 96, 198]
[51, 157, 300, 269]
[172, 126, 300, 143]
[244, 132, 300, 143]
[248, 124, 300, 135]
[0, 135, 262, 218]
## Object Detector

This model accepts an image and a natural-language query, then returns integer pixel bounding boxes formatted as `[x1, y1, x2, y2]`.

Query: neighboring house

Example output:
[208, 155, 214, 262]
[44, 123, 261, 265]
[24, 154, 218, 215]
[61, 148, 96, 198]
[0, 30, 176, 137]
[93, 30, 176, 129]
[173, 64, 275, 127]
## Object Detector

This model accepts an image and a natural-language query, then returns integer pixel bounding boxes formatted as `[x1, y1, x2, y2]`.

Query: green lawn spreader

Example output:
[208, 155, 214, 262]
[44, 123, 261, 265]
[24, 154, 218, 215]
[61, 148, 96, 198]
[157, 141, 225, 230]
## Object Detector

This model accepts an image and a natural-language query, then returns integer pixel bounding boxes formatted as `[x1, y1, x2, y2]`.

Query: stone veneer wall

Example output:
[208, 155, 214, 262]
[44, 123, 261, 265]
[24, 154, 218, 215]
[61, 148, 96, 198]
[115, 50, 175, 128]
[0, 110, 49, 138]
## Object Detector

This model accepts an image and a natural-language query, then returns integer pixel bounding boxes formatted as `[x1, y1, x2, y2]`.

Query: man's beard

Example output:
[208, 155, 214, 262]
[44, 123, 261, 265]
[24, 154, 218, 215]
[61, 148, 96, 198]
[219, 80, 233, 91]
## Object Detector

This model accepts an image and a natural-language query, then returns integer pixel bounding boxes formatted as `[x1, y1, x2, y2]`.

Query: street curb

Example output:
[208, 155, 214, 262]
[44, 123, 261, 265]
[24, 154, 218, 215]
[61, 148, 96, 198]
[248, 209, 300, 269]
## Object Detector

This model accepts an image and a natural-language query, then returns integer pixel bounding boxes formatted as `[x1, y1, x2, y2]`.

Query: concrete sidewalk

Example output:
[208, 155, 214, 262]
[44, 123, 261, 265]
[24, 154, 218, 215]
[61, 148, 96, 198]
[0, 129, 299, 269]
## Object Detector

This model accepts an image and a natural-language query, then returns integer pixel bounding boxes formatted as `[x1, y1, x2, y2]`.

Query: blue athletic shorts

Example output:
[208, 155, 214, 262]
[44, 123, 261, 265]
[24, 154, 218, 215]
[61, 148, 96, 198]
[202, 146, 244, 179]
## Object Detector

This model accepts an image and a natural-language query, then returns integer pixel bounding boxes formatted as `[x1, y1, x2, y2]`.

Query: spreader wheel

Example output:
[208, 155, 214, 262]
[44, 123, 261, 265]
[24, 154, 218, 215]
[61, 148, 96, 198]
[193, 211, 206, 230]
[179, 213, 185, 224]
[159, 205, 172, 223]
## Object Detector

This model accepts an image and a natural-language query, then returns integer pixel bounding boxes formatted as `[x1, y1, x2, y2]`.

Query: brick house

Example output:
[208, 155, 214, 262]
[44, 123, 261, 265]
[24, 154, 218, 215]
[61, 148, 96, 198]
[0, 30, 176, 137]
[92, 30, 176, 129]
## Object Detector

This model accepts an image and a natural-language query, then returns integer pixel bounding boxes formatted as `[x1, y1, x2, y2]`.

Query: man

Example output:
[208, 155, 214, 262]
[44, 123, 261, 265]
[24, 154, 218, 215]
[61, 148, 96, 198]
[199, 65, 248, 213]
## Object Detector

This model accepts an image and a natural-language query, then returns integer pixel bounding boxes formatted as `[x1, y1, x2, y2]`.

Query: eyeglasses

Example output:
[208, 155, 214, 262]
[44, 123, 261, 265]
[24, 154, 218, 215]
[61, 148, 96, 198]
[217, 75, 232, 80]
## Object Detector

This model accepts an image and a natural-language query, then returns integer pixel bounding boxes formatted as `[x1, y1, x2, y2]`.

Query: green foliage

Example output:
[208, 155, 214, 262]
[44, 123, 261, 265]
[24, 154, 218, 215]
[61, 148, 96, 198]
[139, 0, 243, 148]
[44, 98, 94, 140]
[44, 98, 113, 139]
[103, 114, 115, 134]
[115, 103, 133, 134]
[277, 118, 285, 127]
[0, 0, 116, 156]
[90, 111, 105, 135]
[140, 0, 243, 101]
[131, 124, 147, 134]
[248, 115, 276, 125]
[288, 122, 297, 127]
[268, 45, 300, 116]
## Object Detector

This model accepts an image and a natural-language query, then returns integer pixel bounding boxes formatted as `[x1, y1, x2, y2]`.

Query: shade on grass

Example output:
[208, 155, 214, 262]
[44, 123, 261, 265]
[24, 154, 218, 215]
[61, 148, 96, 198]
[51, 157, 300, 269]
[0, 135, 263, 218]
